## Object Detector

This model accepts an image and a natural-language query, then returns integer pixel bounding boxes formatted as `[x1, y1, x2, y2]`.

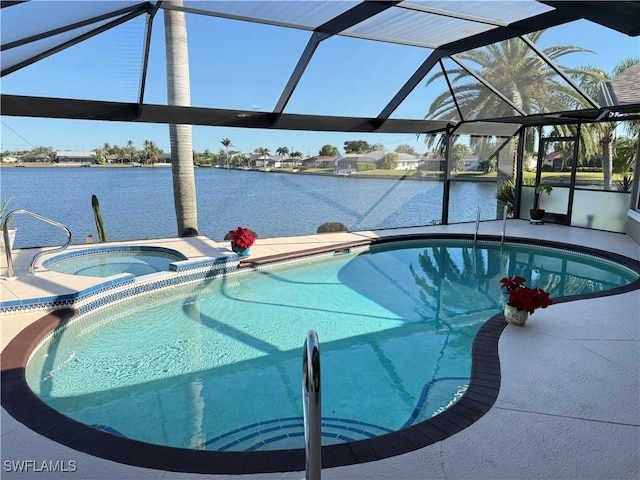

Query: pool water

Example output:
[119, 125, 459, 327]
[26, 240, 637, 451]
[43, 248, 184, 277]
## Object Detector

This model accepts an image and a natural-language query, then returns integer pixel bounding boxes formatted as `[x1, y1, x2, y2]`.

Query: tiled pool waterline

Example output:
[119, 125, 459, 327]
[42, 245, 189, 278]
[2, 222, 639, 479]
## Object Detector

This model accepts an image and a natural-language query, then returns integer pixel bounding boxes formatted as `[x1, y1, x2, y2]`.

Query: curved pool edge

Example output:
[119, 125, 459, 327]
[2, 235, 639, 474]
[0, 309, 506, 474]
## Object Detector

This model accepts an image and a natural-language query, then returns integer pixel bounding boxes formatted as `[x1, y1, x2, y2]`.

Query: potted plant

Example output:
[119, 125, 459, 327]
[0, 197, 18, 251]
[530, 183, 552, 223]
[500, 276, 553, 325]
[495, 179, 515, 218]
[226, 227, 256, 257]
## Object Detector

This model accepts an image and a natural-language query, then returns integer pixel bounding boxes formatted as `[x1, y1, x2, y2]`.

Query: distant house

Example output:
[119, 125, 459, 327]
[56, 151, 96, 165]
[462, 155, 479, 171]
[419, 152, 445, 171]
[395, 152, 420, 170]
[249, 153, 272, 168]
[334, 153, 377, 173]
[301, 156, 337, 168]
[22, 153, 50, 163]
[152, 153, 172, 166]
[336, 150, 424, 172]
[1, 156, 18, 163]
[275, 154, 298, 168]
[543, 151, 566, 169]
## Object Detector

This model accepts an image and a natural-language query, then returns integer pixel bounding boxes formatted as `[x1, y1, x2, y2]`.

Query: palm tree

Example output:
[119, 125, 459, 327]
[255, 147, 270, 168]
[319, 144, 339, 157]
[424, 32, 599, 172]
[112, 145, 125, 163]
[409, 245, 503, 325]
[575, 57, 640, 189]
[451, 144, 469, 173]
[426, 32, 595, 124]
[164, 0, 198, 236]
[201, 149, 214, 166]
[92, 146, 105, 165]
[124, 140, 137, 164]
[143, 140, 160, 166]
[289, 151, 303, 167]
[221, 138, 233, 167]
[101, 142, 113, 163]
[276, 146, 289, 168]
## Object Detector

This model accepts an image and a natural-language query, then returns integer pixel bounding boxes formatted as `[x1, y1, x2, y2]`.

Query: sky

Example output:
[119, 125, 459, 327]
[1, 3, 638, 157]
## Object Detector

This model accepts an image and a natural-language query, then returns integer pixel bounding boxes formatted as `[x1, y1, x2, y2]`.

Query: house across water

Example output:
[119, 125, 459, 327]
[56, 151, 96, 167]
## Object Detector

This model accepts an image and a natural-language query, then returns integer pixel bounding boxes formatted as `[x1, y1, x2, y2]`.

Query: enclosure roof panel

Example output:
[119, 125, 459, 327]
[1, 1, 639, 134]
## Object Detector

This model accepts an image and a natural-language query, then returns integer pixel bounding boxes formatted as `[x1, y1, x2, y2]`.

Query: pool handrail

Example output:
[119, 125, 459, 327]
[2, 209, 72, 279]
[473, 206, 480, 246]
[303, 330, 321, 480]
[501, 204, 508, 247]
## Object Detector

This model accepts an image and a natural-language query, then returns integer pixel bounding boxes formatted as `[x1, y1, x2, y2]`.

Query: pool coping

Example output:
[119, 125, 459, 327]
[2, 234, 639, 474]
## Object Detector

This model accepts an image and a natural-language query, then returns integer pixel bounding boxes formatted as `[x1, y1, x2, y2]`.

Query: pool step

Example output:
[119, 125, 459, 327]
[203, 416, 394, 452]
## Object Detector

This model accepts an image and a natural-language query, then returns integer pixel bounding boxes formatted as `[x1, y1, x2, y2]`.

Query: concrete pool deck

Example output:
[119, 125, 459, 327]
[1, 221, 639, 479]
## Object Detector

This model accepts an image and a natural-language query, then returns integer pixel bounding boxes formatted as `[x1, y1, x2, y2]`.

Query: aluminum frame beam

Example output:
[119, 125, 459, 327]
[375, 7, 583, 124]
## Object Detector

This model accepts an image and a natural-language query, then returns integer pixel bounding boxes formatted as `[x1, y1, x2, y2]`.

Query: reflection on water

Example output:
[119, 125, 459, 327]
[404, 242, 636, 315]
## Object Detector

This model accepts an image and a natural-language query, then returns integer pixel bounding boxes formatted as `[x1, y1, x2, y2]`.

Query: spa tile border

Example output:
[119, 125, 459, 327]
[0, 274, 136, 313]
[0, 257, 236, 314]
[73, 257, 237, 316]
[2, 235, 639, 475]
[40, 245, 189, 268]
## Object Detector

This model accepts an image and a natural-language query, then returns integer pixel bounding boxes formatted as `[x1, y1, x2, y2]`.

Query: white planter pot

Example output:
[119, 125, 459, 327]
[504, 304, 529, 326]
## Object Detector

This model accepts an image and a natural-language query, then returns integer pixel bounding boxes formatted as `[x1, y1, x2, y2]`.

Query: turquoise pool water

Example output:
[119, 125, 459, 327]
[26, 240, 638, 452]
[43, 247, 185, 277]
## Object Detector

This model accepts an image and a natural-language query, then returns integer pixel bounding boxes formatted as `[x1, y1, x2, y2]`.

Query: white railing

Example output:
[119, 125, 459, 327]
[2, 209, 72, 279]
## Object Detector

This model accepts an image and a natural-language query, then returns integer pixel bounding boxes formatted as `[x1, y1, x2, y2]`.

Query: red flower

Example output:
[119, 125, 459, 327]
[228, 227, 255, 250]
[500, 276, 553, 314]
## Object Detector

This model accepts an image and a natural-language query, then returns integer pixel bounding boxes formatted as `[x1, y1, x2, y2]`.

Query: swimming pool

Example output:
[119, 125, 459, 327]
[5, 236, 640, 474]
[42, 246, 187, 277]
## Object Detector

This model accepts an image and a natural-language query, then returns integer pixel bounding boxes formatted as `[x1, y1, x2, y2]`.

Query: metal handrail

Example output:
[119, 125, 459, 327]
[302, 330, 321, 480]
[2, 209, 72, 279]
[473, 206, 480, 246]
[501, 204, 508, 247]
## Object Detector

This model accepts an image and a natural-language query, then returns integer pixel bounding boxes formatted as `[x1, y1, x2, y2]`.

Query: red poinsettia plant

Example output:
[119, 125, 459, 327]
[500, 276, 553, 314]
[228, 227, 255, 250]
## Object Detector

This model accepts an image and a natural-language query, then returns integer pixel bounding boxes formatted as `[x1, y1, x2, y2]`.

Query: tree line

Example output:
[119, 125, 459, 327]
[2, 139, 423, 166]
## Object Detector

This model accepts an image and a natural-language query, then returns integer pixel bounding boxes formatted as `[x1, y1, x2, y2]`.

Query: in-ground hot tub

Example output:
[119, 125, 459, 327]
[42, 246, 188, 277]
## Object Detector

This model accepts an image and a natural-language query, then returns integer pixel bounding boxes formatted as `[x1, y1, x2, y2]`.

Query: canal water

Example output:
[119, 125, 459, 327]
[1, 167, 498, 248]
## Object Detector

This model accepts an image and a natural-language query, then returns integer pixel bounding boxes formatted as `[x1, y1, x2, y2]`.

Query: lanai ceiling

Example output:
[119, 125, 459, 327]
[2, 1, 639, 137]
